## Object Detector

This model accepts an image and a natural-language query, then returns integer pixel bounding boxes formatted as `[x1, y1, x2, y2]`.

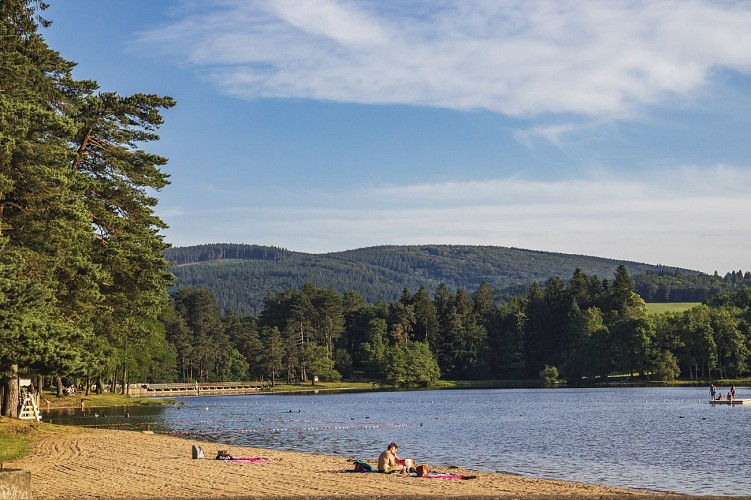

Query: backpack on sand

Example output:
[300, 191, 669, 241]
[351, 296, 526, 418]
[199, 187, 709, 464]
[353, 459, 375, 472]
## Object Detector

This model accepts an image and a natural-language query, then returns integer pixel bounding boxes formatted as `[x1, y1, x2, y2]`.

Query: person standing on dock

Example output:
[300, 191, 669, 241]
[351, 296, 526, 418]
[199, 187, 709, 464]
[731, 384, 736, 399]
[710, 384, 716, 400]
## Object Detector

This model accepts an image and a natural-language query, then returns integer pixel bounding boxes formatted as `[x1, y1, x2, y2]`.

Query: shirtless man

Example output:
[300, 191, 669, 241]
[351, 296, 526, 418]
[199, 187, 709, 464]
[377, 442, 405, 473]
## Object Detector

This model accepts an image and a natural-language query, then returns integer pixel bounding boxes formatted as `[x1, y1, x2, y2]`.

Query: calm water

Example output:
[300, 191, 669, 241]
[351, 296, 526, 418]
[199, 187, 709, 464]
[47, 387, 751, 496]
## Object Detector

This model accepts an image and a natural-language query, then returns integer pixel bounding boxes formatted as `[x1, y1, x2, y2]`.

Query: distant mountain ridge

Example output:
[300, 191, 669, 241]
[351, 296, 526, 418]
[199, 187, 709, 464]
[164, 243, 701, 316]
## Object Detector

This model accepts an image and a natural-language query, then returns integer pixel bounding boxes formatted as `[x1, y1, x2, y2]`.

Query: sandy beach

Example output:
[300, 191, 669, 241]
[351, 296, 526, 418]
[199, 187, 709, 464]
[4, 427, 684, 499]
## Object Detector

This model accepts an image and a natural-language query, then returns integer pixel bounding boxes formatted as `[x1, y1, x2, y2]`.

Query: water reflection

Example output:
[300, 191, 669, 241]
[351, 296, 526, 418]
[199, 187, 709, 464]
[45, 387, 751, 496]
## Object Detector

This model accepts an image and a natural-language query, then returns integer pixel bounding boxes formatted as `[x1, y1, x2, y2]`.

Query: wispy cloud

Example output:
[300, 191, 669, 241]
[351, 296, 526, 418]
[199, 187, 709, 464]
[162, 164, 751, 273]
[138, 0, 751, 118]
[513, 123, 583, 149]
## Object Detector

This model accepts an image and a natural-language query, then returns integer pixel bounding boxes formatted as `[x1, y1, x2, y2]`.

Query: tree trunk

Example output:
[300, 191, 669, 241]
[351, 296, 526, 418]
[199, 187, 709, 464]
[97, 374, 104, 395]
[85, 376, 91, 396]
[56, 376, 64, 397]
[72, 126, 93, 171]
[1, 364, 20, 417]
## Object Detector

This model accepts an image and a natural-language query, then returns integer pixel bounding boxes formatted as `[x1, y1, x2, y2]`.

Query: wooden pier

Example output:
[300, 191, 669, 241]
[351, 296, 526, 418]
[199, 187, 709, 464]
[128, 381, 268, 397]
[709, 399, 747, 405]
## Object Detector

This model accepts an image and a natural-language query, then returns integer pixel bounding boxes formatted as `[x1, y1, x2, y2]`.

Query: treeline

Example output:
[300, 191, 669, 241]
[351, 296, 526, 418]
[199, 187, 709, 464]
[634, 269, 751, 302]
[167, 244, 293, 266]
[1, 2, 174, 416]
[166, 244, 715, 316]
[158, 266, 751, 387]
[167, 251, 434, 316]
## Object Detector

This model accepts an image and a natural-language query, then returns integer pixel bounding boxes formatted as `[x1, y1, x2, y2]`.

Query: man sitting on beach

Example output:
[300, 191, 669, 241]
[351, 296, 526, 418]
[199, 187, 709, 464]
[377, 442, 410, 473]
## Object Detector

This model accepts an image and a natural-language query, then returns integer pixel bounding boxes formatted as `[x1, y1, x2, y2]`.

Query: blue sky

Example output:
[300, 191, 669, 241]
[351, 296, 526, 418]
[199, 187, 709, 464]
[43, 0, 751, 274]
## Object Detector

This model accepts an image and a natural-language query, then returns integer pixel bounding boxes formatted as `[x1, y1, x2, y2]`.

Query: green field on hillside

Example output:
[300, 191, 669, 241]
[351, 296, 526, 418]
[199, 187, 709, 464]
[646, 302, 700, 315]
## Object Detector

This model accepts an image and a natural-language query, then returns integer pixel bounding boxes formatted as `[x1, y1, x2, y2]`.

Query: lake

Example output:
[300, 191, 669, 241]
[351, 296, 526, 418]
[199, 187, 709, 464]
[46, 386, 750, 496]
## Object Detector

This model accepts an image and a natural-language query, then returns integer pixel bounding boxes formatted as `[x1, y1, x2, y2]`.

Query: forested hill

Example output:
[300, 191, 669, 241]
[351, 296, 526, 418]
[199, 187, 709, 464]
[164, 243, 735, 316]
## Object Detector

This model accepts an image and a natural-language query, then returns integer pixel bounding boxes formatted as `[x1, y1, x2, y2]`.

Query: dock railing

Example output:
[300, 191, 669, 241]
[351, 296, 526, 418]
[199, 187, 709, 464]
[128, 381, 269, 397]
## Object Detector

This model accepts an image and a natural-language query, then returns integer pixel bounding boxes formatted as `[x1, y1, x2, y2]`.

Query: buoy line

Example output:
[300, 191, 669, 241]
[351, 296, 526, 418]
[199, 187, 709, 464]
[74, 417, 389, 428]
[164, 422, 414, 436]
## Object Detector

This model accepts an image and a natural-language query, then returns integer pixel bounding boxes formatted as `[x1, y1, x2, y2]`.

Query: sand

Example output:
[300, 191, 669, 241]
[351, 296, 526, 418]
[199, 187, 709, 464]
[7, 428, 677, 499]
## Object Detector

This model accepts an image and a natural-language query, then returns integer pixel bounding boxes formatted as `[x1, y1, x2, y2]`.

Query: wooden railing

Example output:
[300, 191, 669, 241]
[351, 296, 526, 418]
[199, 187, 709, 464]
[128, 381, 269, 397]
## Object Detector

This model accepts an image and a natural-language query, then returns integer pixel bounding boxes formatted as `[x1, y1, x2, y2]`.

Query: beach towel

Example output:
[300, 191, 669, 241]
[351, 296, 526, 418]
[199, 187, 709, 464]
[425, 473, 477, 479]
[228, 457, 270, 463]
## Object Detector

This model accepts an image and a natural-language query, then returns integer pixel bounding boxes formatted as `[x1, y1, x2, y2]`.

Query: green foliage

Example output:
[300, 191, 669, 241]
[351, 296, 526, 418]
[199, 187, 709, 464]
[652, 350, 680, 381]
[383, 341, 440, 387]
[539, 365, 559, 386]
[216, 348, 250, 381]
[169, 288, 230, 382]
[128, 321, 178, 383]
[261, 326, 284, 386]
[303, 344, 340, 383]
[361, 318, 388, 377]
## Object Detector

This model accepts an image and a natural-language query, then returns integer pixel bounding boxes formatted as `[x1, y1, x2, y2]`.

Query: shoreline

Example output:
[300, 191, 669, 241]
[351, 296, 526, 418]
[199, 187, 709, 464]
[6, 427, 681, 499]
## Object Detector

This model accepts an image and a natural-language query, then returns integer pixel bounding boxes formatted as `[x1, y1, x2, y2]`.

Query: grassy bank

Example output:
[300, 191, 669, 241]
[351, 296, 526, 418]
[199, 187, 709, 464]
[43, 392, 175, 409]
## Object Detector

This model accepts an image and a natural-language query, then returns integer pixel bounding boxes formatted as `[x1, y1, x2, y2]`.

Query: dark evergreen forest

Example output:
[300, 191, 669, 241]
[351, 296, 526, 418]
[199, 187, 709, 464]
[159, 266, 751, 387]
[164, 244, 749, 316]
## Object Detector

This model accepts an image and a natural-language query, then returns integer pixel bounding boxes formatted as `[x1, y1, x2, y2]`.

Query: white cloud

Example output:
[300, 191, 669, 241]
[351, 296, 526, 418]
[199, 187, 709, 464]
[161, 164, 751, 273]
[137, 0, 751, 118]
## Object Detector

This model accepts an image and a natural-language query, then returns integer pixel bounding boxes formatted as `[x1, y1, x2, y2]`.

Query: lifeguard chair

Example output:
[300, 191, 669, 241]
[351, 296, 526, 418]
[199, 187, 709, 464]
[18, 392, 42, 421]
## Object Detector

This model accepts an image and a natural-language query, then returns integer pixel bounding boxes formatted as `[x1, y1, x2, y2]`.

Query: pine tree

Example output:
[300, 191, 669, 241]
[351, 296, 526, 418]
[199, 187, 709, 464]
[67, 90, 175, 387]
[1, 1, 176, 412]
[0, 0, 96, 415]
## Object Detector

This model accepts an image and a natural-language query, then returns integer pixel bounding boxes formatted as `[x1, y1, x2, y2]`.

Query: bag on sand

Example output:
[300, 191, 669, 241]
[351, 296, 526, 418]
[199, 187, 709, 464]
[191, 445, 204, 459]
[415, 464, 429, 477]
[353, 459, 375, 472]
